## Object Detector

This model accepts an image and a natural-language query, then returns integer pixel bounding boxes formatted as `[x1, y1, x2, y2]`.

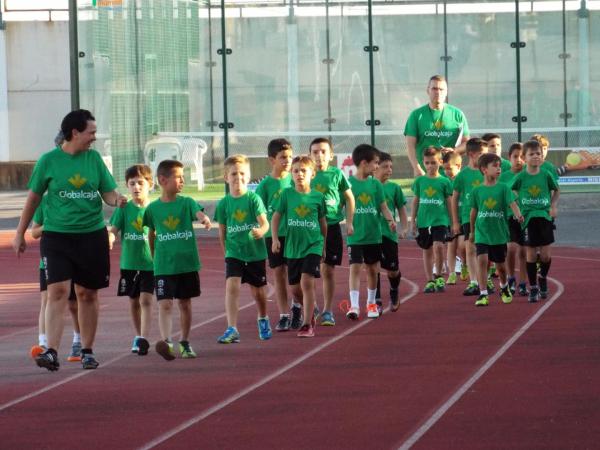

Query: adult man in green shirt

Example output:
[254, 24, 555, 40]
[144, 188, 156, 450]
[404, 75, 470, 177]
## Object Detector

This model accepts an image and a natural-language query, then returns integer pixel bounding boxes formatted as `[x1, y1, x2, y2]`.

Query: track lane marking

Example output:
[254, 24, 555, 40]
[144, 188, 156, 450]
[138, 278, 419, 450]
[397, 276, 565, 450]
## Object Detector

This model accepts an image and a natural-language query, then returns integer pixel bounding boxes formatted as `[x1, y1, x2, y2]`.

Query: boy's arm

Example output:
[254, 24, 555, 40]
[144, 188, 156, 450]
[271, 211, 281, 253]
[445, 196, 453, 230]
[148, 228, 156, 256]
[411, 196, 418, 234]
[450, 190, 461, 234]
[107, 225, 119, 250]
[550, 189, 560, 218]
[251, 213, 269, 240]
[218, 223, 226, 255]
[509, 201, 524, 223]
[469, 207, 477, 243]
[195, 210, 212, 230]
[397, 205, 408, 239]
[101, 190, 128, 208]
[380, 202, 396, 232]
[319, 217, 328, 259]
[342, 188, 355, 236]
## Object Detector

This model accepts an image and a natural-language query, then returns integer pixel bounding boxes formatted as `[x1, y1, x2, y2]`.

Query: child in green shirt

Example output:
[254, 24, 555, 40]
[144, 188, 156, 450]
[511, 140, 560, 303]
[214, 155, 271, 344]
[346, 144, 396, 320]
[143, 160, 211, 360]
[498, 142, 528, 296]
[442, 150, 462, 285]
[108, 164, 154, 356]
[469, 153, 523, 307]
[411, 147, 453, 294]
[272, 156, 327, 337]
[255, 139, 297, 331]
[309, 137, 355, 326]
[374, 152, 407, 312]
[482, 132, 512, 173]
[451, 137, 488, 295]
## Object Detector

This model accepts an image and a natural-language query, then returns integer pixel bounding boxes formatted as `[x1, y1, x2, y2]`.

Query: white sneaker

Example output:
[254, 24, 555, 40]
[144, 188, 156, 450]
[367, 303, 379, 318]
[346, 307, 359, 321]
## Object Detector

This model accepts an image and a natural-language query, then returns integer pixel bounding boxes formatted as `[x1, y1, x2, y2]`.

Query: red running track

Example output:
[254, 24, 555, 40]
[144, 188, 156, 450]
[0, 231, 599, 449]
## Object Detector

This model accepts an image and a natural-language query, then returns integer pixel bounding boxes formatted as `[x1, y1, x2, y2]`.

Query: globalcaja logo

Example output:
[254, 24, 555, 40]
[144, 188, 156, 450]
[424, 130, 453, 138]
[294, 204, 311, 218]
[68, 174, 87, 188]
[483, 197, 497, 209]
[59, 173, 99, 200]
[478, 210, 505, 219]
[273, 189, 282, 200]
[528, 185, 541, 197]
[314, 183, 327, 194]
[357, 192, 371, 205]
[162, 215, 180, 231]
[434, 119, 444, 130]
[424, 186, 437, 197]
[131, 216, 144, 232]
[471, 179, 481, 188]
[232, 209, 247, 223]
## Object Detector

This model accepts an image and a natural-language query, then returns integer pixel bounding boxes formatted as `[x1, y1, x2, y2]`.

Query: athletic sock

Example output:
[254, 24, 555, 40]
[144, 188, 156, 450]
[539, 259, 552, 278]
[350, 290, 359, 309]
[81, 348, 92, 355]
[526, 262, 538, 286]
[367, 288, 377, 305]
[480, 289, 489, 296]
[73, 332, 81, 344]
[39, 334, 47, 347]
[279, 313, 290, 319]
[292, 301, 302, 309]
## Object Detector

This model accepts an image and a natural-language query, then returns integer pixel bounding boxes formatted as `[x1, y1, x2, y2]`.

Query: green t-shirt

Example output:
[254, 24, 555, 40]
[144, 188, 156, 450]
[501, 158, 512, 173]
[255, 174, 293, 238]
[380, 182, 406, 243]
[412, 175, 452, 228]
[541, 160, 559, 183]
[348, 176, 385, 245]
[471, 183, 514, 245]
[498, 170, 522, 218]
[27, 147, 117, 233]
[510, 170, 559, 228]
[143, 196, 203, 276]
[32, 196, 47, 269]
[110, 201, 153, 271]
[214, 192, 268, 262]
[403, 103, 470, 168]
[310, 166, 351, 225]
[452, 166, 484, 225]
[274, 188, 325, 259]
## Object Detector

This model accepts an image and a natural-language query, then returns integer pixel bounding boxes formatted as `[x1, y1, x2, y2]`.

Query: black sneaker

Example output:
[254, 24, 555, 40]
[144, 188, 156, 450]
[35, 349, 60, 372]
[375, 300, 383, 316]
[275, 315, 291, 332]
[137, 337, 150, 356]
[81, 352, 99, 370]
[390, 289, 400, 312]
[463, 282, 480, 296]
[290, 305, 303, 330]
[538, 276, 548, 299]
[518, 282, 529, 296]
[508, 277, 516, 295]
[528, 286, 539, 303]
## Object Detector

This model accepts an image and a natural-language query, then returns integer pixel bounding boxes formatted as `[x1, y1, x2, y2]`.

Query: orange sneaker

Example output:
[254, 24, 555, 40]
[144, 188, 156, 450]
[30, 345, 46, 359]
[367, 303, 379, 319]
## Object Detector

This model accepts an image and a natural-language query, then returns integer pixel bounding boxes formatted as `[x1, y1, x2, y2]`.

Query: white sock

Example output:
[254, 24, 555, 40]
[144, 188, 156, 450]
[480, 289, 488, 296]
[280, 313, 290, 318]
[292, 301, 302, 308]
[350, 290, 359, 309]
[39, 334, 47, 347]
[470, 277, 478, 284]
[367, 288, 377, 304]
[73, 332, 81, 344]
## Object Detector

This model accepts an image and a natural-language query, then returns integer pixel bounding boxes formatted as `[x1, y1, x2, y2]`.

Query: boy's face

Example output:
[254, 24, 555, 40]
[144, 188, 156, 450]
[361, 157, 379, 176]
[292, 162, 314, 188]
[509, 150, 524, 171]
[126, 176, 152, 201]
[224, 162, 250, 194]
[541, 145, 549, 160]
[468, 149, 485, 165]
[525, 147, 543, 167]
[483, 161, 502, 179]
[487, 138, 502, 156]
[443, 160, 461, 179]
[270, 149, 293, 173]
[309, 142, 333, 171]
[375, 160, 393, 182]
[423, 155, 441, 175]
[160, 167, 184, 193]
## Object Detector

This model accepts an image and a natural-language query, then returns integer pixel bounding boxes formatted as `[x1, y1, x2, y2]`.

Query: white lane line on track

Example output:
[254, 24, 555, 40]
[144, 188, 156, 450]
[397, 276, 565, 450]
[138, 278, 420, 450]
[0, 300, 255, 413]
[552, 255, 600, 263]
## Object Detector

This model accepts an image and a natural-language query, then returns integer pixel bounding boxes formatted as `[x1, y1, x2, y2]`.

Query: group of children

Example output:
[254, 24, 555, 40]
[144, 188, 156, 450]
[30, 134, 560, 364]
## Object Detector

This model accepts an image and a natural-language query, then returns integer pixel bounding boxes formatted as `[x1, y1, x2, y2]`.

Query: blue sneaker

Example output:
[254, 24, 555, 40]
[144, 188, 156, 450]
[257, 317, 272, 341]
[217, 326, 240, 344]
[320, 310, 335, 326]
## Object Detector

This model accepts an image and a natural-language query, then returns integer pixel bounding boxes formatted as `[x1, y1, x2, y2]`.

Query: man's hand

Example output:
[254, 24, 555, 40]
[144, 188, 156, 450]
[12, 233, 26, 256]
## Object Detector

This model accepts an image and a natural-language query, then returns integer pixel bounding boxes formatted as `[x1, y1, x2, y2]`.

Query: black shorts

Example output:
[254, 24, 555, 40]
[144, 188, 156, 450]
[348, 243, 381, 265]
[117, 269, 154, 298]
[40, 228, 110, 290]
[155, 271, 200, 301]
[508, 217, 525, 245]
[476, 243, 508, 263]
[265, 237, 287, 269]
[287, 254, 321, 285]
[380, 237, 399, 271]
[323, 223, 344, 266]
[39, 269, 76, 301]
[524, 217, 555, 247]
[460, 223, 471, 241]
[225, 258, 267, 287]
[416, 226, 449, 250]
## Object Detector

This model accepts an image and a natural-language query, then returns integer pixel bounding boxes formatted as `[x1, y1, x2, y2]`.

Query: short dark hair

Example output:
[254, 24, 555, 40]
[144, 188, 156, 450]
[292, 155, 316, 171]
[466, 137, 488, 154]
[508, 142, 523, 158]
[267, 138, 292, 159]
[61, 109, 95, 141]
[352, 144, 380, 166]
[309, 137, 333, 152]
[125, 164, 153, 183]
[379, 151, 392, 164]
[523, 140, 541, 155]
[481, 133, 501, 142]
[156, 160, 183, 179]
[442, 150, 461, 165]
[423, 146, 441, 158]
[478, 153, 501, 171]
[429, 74, 446, 84]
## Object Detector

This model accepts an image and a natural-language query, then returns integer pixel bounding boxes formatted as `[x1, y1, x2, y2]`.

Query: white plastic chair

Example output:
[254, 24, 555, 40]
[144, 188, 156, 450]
[180, 138, 208, 190]
[143, 137, 182, 186]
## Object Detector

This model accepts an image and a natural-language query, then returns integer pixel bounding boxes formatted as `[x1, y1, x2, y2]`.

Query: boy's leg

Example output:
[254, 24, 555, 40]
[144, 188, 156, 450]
[273, 265, 290, 314]
[139, 292, 153, 338]
[225, 277, 241, 328]
[349, 263, 361, 307]
[66, 297, 82, 361]
[45, 281, 70, 350]
[422, 248, 434, 281]
[158, 299, 174, 341]
[129, 297, 142, 336]
[446, 239, 457, 283]
[177, 298, 192, 341]
[250, 284, 268, 318]
[538, 244, 552, 298]
[366, 262, 380, 318]
[465, 240, 478, 284]
[321, 263, 335, 313]
[39, 291, 47, 343]
[476, 253, 489, 294]
[506, 242, 517, 279]
[74, 285, 99, 351]
[300, 274, 316, 327]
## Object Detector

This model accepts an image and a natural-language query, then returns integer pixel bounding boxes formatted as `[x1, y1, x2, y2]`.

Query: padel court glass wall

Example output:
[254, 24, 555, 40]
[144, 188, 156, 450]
[75, 0, 600, 183]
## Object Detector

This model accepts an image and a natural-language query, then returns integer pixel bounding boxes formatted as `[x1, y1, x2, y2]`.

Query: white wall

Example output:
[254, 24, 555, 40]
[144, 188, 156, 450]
[6, 21, 70, 161]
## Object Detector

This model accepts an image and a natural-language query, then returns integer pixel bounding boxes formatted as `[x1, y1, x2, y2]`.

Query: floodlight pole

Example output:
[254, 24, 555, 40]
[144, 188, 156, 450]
[69, 0, 80, 110]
